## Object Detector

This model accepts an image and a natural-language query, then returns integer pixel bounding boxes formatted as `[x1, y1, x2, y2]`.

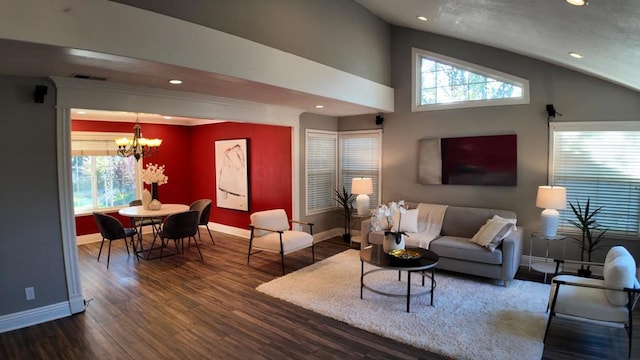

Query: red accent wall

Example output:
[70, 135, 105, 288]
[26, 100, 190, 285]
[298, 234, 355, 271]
[72, 119, 292, 235]
[190, 122, 292, 229]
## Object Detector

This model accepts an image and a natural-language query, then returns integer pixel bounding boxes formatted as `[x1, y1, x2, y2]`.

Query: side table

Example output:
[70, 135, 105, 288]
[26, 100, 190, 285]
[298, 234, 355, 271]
[529, 232, 566, 283]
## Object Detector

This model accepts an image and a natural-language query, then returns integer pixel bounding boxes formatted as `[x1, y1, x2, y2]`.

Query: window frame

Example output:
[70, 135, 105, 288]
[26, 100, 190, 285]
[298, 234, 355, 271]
[549, 121, 640, 239]
[71, 131, 143, 215]
[305, 129, 382, 216]
[411, 47, 530, 112]
[338, 129, 382, 211]
[305, 129, 338, 216]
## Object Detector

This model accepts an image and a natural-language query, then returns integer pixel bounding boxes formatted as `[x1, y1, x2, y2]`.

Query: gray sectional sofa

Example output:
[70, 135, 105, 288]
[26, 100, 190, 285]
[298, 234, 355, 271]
[360, 203, 523, 286]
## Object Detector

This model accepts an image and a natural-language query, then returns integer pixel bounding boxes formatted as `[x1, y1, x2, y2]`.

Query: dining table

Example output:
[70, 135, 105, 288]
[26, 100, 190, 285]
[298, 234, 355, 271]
[118, 203, 189, 259]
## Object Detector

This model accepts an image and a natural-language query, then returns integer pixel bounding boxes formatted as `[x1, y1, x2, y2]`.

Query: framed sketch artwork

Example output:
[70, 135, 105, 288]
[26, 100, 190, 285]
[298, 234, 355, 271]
[215, 138, 249, 211]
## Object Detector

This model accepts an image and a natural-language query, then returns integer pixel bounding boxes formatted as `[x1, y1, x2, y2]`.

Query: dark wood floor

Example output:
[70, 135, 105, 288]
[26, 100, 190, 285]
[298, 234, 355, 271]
[1, 231, 638, 359]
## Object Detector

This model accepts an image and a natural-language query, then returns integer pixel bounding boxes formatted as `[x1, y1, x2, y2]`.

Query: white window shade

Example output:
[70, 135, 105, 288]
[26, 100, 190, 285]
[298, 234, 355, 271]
[551, 122, 640, 238]
[71, 131, 130, 156]
[306, 130, 337, 215]
[340, 130, 382, 210]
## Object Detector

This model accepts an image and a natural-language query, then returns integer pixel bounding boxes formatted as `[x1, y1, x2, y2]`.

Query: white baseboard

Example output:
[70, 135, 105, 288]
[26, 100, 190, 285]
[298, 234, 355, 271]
[0, 301, 72, 333]
[77, 223, 346, 246]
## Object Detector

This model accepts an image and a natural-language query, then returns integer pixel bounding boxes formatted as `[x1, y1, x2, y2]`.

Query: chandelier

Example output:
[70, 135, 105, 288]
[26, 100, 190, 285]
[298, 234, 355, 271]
[115, 115, 162, 161]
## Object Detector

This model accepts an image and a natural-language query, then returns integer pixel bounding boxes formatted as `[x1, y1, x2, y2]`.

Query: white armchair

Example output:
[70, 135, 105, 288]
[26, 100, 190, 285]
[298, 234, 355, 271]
[544, 246, 640, 358]
[247, 209, 314, 274]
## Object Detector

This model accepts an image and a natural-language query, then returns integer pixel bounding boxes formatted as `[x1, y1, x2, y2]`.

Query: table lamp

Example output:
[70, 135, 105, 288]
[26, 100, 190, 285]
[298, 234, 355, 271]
[351, 177, 373, 216]
[536, 185, 567, 237]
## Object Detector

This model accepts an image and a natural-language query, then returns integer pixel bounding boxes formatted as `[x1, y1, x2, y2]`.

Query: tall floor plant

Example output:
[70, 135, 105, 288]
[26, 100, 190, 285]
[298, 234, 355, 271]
[568, 198, 608, 276]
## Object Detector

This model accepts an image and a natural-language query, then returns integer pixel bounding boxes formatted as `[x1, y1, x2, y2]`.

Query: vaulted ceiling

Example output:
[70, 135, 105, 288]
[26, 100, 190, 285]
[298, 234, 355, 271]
[355, 0, 640, 93]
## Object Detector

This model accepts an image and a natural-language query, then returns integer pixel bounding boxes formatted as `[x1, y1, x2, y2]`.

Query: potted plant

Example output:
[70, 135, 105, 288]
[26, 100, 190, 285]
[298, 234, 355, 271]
[568, 198, 608, 277]
[335, 186, 356, 243]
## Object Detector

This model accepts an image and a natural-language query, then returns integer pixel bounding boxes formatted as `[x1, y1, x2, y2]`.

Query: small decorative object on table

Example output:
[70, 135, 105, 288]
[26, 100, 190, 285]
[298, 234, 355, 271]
[372, 200, 408, 253]
[141, 163, 168, 202]
[142, 188, 152, 209]
[148, 199, 162, 210]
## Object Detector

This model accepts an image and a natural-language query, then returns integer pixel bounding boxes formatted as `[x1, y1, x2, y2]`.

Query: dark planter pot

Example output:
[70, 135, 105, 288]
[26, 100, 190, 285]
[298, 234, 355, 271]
[577, 268, 592, 277]
[342, 233, 351, 243]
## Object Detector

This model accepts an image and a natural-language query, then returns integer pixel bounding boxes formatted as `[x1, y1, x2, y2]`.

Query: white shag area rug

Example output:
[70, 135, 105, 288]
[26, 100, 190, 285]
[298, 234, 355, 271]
[256, 249, 550, 360]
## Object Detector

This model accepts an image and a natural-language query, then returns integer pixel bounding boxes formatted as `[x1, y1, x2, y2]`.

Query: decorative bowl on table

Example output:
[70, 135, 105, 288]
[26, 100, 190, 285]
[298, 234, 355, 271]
[388, 248, 423, 260]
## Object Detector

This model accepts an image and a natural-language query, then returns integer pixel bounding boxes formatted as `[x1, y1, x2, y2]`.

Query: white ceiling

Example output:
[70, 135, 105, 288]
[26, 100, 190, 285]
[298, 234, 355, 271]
[1, 1, 638, 124]
[355, 0, 640, 93]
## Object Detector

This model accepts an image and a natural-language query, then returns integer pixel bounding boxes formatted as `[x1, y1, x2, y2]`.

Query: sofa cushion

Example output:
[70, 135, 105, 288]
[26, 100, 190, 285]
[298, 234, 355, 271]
[430, 236, 503, 265]
[469, 215, 516, 252]
[603, 246, 637, 306]
[551, 275, 628, 323]
[440, 206, 517, 238]
[392, 208, 419, 233]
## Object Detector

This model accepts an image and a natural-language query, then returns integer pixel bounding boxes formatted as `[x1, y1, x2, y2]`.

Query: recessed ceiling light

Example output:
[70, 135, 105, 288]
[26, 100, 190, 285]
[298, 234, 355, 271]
[76, 110, 86, 114]
[569, 52, 584, 59]
[417, 16, 428, 21]
[315, 105, 324, 109]
[163, 116, 172, 120]
[566, 0, 588, 6]
[169, 79, 182, 85]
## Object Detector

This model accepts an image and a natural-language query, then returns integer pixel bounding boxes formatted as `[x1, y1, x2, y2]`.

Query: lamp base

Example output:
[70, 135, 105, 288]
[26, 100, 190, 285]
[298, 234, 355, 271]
[540, 208, 560, 238]
[356, 194, 370, 216]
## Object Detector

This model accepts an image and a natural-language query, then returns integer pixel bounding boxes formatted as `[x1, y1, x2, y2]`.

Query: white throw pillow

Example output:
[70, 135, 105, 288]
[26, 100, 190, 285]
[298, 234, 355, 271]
[603, 247, 637, 306]
[392, 209, 420, 233]
[470, 216, 516, 251]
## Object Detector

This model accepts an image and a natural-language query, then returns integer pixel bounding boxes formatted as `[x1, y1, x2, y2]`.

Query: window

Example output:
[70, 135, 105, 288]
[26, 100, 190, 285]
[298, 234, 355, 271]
[339, 130, 382, 209]
[306, 130, 338, 215]
[72, 132, 141, 215]
[412, 48, 529, 112]
[550, 122, 640, 238]
[305, 129, 382, 215]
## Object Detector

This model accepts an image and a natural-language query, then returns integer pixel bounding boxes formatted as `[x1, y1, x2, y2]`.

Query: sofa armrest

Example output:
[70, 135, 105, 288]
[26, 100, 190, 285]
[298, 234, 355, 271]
[360, 218, 372, 250]
[500, 226, 523, 280]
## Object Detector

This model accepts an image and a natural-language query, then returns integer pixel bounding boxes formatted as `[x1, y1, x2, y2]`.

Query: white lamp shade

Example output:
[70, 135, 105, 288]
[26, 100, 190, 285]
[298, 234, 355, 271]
[351, 178, 373, 195]
[536, 186, 566, 210]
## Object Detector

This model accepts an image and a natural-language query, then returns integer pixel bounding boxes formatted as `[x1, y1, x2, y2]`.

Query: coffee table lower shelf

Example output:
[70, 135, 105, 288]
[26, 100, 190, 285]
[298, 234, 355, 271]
[359, 245, 440, 313]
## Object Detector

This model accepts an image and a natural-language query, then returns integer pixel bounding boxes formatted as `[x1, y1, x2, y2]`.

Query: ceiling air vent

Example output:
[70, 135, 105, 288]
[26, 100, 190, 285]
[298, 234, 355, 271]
[70, 73, 108, 81]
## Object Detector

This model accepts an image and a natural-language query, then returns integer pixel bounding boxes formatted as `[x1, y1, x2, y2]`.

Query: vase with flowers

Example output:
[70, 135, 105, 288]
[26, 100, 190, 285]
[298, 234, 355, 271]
[141, 163, 168, 207]
[372, 200, 407, 253]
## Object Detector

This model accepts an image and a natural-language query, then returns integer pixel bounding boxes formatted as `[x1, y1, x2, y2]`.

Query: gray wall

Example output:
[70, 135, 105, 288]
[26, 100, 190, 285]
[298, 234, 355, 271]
[343, 26, 640, 261]
[299, 113, 341, 234]
[111, 0, 391, 85]
[0, 76, 68, 315]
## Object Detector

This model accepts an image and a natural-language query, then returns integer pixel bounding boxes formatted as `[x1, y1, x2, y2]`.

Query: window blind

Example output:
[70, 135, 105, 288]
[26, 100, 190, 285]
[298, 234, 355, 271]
[551, 122, 640, 238]
[339, 130, 382, 210]
[71, 139, 120, 156]
[306, 130, 337, 214]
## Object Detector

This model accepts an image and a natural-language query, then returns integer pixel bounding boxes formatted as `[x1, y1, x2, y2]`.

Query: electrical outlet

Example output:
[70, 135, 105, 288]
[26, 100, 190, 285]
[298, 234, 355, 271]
[25, 287, 35, 301]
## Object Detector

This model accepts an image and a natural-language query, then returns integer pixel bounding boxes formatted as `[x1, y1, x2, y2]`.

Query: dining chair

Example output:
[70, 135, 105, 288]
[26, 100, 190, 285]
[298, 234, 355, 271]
[189, 199, 214, 245]
[93, 212, 137, 268]
[247, 209, 314, 274]
[156, 210, 203, 265]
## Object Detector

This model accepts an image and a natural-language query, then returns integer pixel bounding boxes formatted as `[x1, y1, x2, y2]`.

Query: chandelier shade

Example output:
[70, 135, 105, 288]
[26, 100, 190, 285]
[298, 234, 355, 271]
[115, 116, 162, 161]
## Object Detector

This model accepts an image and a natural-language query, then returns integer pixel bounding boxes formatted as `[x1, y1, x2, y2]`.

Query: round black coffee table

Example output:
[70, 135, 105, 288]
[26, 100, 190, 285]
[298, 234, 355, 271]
[360, 244, 439, 313]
